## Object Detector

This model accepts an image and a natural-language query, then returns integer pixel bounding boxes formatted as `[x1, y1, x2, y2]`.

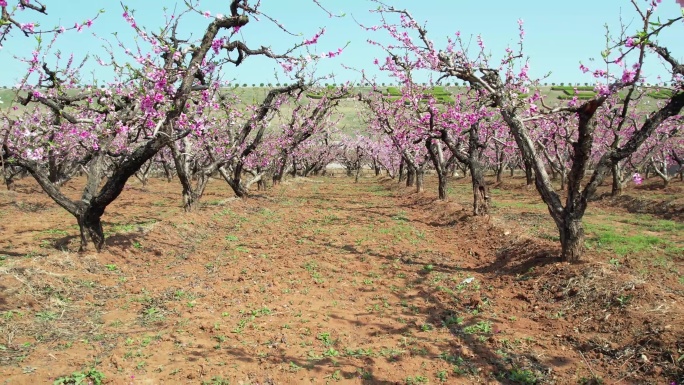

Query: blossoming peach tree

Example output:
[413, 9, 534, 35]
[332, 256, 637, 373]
[367, 0, 683, 262]
[1, 0, 330, 251]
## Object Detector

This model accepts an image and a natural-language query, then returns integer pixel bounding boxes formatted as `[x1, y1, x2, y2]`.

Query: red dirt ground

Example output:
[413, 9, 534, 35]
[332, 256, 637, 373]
[0, 174, 682, 384]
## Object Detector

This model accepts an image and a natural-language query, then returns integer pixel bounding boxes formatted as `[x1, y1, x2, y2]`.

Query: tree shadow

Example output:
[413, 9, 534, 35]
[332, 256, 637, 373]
[473, 239, 564, 277]
[600, 193, 684, 220]
[0, 250, 28, 258]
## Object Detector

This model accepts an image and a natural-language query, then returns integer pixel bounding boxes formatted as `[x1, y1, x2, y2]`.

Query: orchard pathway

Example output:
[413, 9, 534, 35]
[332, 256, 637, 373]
[1, 176, 570, 384]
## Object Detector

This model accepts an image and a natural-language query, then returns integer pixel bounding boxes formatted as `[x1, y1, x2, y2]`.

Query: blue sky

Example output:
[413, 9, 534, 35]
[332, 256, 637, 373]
[0, 0, 682, 87]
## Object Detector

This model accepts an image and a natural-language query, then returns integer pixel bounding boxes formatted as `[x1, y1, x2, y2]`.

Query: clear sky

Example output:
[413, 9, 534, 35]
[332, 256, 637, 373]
[0, 0, 682, 87]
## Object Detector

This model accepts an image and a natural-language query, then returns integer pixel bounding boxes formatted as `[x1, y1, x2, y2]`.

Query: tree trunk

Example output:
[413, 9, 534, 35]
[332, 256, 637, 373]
[559, 170, 567, 191]
[415, 168, 424, 193]
[470, 161, 490, 215]
[524, 163, 534, 186]
[406, 167, 415, 187]
[426, 138, 449, 200]
[290, 158, 298, 178]
[162, 161, 174, 182]
[469, 123, 490, 215]
[398, 158, 405, 182]
[77, 209, 105, 252]
[438, 172, 447, 200]
[135, 160, 153, 189]
[181, 189, 200, 212]
[558, 217, 585, 263]
[550, 166, 557, 181]
[611, 164, 623, 197]
[169, 141, 202, 212]
[496, 164, 503, 183]
[272, 155, 288, 186]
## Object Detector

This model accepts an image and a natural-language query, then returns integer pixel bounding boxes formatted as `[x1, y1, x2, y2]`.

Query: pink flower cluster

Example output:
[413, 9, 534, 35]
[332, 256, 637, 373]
[321, 47, 343, 58]
[304, 28, 325, 45]
[632, 173, 643, 185]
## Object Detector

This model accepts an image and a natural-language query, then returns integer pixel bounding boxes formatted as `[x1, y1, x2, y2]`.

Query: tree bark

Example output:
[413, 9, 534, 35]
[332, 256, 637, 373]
[219, 166, 249, 198]
[405, 167, 415, 187]
[470, 160, 489, 215]
[398, 157, 405, 182]
[558, 217, 585, 263]
[77, 209, 105, 252]
[426, 138, 449, 200]
[373, 160, 381, 176]
[415, 168, 424, 193]
[611, 163, 624, 197]
[469, 123, 490, 215]
[169, 140, 202, 212]
[524, 162, 534, 187]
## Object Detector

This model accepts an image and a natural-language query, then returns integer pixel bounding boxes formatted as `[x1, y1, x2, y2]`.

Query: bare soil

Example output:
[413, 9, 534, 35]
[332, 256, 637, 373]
[0, 174, 682, 384]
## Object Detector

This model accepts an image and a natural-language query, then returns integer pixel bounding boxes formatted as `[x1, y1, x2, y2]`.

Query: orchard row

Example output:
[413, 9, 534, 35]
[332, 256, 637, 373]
[0, 0, 682, 262]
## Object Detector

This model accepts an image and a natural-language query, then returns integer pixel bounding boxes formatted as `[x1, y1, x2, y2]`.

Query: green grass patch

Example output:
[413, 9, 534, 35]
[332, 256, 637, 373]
[558, 93, 596, 100]
[647, 89, 675, 99]
[585, 222, 682, 257]
[551, 86, 595, 92]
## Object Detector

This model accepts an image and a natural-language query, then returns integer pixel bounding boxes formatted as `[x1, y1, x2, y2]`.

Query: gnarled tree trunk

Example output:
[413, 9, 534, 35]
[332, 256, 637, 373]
[470, 162, 489, 216]
[557, 216, 585, 263]
[415, 167, 424, 193]
[405, 166, 415, 187]
[611, 163, 624, 197]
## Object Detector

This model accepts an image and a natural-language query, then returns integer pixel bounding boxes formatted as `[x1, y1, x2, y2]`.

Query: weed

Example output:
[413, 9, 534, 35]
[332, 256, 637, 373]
[357, 368, 373, 379]
[463, 320, 492, 335]
[202, 376, 230, 385]
[380, 348, 404, 360]
[507, 367, 537, 384]
[35, 311, 58, 322]
[317, 332, 335, 347]
[344, 347, 373, 357]
[614, 294, 632, 308]
[442, 314, 464, 327]
[405, 375, 428, 384]
[141, 306, 165, 324]
[53, 368, 105, 385]
[105, 264, 118, 271]
[323, 347, 340, 357]
[420, 323, 433, 332]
